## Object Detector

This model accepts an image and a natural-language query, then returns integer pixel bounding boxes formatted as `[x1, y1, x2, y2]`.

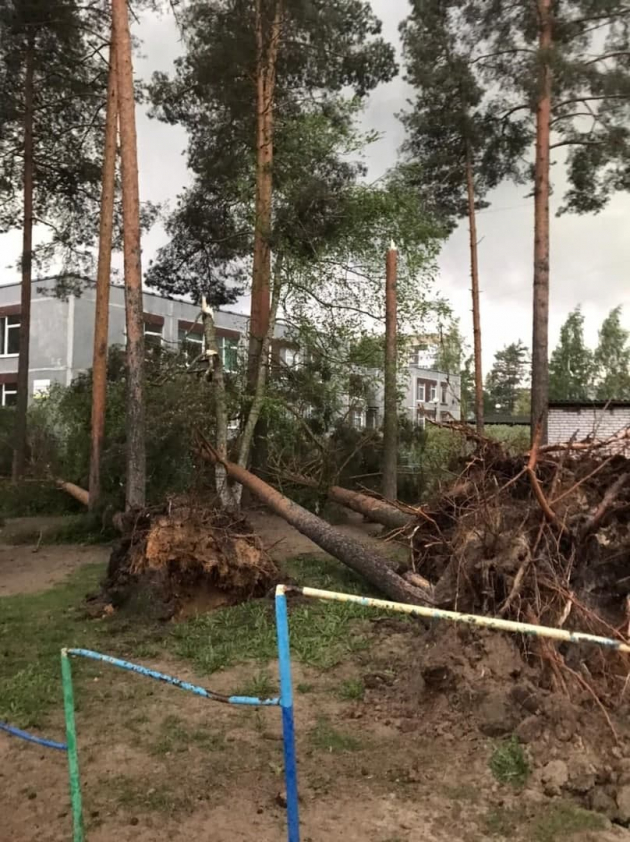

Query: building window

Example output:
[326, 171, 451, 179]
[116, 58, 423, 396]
[33, 379, 51, 399]
[441, 383, 448, 404]
[283, 347, 301, 369]
[178, 327, 203, 362]
[366, 406, 379, 430]
[219, 336, 238, 372]
[144, 321, 163, 352]
[429, 383, 437, 402]
[349, 406, 365, 428]
[416, 379, 425, 402]
[410, 343, 428, 366]
[0, 315, 20, 357]
[1, 382, 17, 407]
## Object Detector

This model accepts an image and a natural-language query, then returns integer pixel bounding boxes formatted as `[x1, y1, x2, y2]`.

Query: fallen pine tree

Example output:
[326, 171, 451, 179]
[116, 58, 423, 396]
[277, 470, 414, 530]
[196, 433, 434, 605]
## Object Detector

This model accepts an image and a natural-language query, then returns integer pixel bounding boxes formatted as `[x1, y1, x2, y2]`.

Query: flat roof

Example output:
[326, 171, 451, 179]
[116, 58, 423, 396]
[549, 400, 630, 409]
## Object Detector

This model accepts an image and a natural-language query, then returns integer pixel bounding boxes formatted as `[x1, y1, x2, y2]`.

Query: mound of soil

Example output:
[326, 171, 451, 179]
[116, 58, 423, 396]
[102, 499, 278, 619]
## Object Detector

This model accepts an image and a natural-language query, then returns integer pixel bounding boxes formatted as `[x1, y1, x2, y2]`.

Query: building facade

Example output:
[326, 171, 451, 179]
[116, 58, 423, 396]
[548, 400, 630, 451]
[0, 280, 461, 424]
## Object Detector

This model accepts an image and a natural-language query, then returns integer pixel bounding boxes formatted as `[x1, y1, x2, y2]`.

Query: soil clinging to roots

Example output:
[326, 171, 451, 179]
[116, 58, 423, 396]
[103, 498, 278, 619]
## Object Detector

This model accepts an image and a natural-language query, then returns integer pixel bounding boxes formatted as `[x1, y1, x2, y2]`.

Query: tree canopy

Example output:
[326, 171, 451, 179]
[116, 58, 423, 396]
[594, 306, 630, 399]
[549, 307, 593, 401]
[484, 341, 530, 416]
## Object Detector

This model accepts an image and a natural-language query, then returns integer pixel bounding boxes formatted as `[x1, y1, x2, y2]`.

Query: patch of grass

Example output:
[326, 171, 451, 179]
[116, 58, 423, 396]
[489, 737, 530, 787]
[533, 801, 606, 842]
[338, 678, 365, 701]
[237, 669, 277, 699]
[296, 682, 314, 694]
[149, 714, 225, 757]
[0, 562, 162, 726]
[309, 716, 361, 753]
[483, 805, 526, 837]
[172, 556, 380, 674]
[104, 774, 194, 815]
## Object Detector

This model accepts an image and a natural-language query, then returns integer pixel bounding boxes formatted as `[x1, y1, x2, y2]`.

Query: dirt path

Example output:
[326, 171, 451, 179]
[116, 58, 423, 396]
[0, 543, 110, 597]
[0, 509, 397, 598]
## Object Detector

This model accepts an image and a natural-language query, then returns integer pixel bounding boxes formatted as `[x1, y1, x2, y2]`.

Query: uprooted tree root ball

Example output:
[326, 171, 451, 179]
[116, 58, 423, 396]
[101, 498, 279, 619]
[401, 424, 630, 721]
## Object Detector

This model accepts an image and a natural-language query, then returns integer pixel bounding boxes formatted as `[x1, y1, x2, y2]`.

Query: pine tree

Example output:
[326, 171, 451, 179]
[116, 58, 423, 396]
[400, 0, 528, 433]
[549, 307, 593, 401]
[485, 341, 530, 416]
[148, 0, 396, 382]
[594, 306, 630, 399]
[0, 0, 109, 479]
[466, 0, 630, 441]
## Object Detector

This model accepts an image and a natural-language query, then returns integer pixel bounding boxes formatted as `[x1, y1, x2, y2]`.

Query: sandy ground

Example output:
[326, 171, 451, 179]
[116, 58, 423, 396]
[0, 509, 389, 598]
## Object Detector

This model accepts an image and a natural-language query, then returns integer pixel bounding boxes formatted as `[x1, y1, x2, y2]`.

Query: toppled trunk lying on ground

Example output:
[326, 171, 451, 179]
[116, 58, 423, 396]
[101, 498, 278, 619]
[280, 470, 413, 530]
[406, 424, 630, 714]
[197, 434, 434, 606]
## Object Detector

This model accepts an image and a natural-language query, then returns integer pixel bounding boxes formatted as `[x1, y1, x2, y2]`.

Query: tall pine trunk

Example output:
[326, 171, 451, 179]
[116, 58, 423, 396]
[531, 0, 552, 444]
[250, 0, 282, 383]
[382, 245, 398, 501]
[465, 148, 484, 433]
[12, 37, 35, 482]
[89, 42, 118, 510]
[112, 0, 146, 509]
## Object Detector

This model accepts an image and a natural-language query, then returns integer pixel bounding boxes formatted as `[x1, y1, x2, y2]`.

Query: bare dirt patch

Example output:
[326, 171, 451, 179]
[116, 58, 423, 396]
[0, 542, 109, 597]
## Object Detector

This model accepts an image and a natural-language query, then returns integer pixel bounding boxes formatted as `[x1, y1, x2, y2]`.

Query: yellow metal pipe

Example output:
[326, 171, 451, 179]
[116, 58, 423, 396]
[277, 585, 630, 654]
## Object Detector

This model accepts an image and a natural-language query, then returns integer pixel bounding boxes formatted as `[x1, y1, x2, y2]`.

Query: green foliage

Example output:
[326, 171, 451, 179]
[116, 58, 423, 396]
[466, 0, 630, 216]
[549, 307, 593, 401]
[147, 0, 397, 300]
[400, 0, 528, 228]
[0, 1, 109, 275]
[32, 348, 216, 510]
[485, 341, 530, 416]
[489, 737, 530, 787]
[3, 514, 117, 546]
[594, 305, 630, 399]
[0, 479, 82, 517]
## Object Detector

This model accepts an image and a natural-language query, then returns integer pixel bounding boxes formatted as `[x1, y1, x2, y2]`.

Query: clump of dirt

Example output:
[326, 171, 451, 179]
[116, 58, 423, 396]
[101, 498, 278, 619]
[358, 618, 630, 826]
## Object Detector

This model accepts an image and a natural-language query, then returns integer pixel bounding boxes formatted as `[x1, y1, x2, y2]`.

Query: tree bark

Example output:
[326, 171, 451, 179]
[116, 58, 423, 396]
[465, 147, 484, 434]
[201, 296, 238, 510]
[89, 41, 118, 511]
[198, 441, 434, 605]
[250, 0, 282, 384]
[382, 245, 398, 501]
[12, 37, 35, 482]
[112, 0, 146, 509]
[56, 479, 90, 508]
[531, 0, 552, 445]
[282, 472, 413, 530]
[238, 266, 282, 473]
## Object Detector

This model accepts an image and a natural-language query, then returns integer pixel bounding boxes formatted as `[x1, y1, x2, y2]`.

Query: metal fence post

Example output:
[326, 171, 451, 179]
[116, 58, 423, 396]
[275, 586, 300, 842]
[61, 649, 84, 842]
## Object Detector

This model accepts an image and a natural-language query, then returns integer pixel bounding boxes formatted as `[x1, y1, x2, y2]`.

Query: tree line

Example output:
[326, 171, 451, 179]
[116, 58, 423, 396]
[2, 0, 630, 512]
[482, 306, 630, 417]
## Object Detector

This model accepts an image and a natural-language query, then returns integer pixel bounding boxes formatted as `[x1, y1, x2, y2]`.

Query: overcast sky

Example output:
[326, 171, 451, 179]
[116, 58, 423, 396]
[2, 1, 629, 371]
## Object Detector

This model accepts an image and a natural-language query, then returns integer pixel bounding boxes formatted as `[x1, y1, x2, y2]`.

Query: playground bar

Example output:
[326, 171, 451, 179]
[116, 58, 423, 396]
[275, 586, 300, 842]
[286, 585, 630, 653]
[61, 650, 84, 842]
[0, 721, 67, 751]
